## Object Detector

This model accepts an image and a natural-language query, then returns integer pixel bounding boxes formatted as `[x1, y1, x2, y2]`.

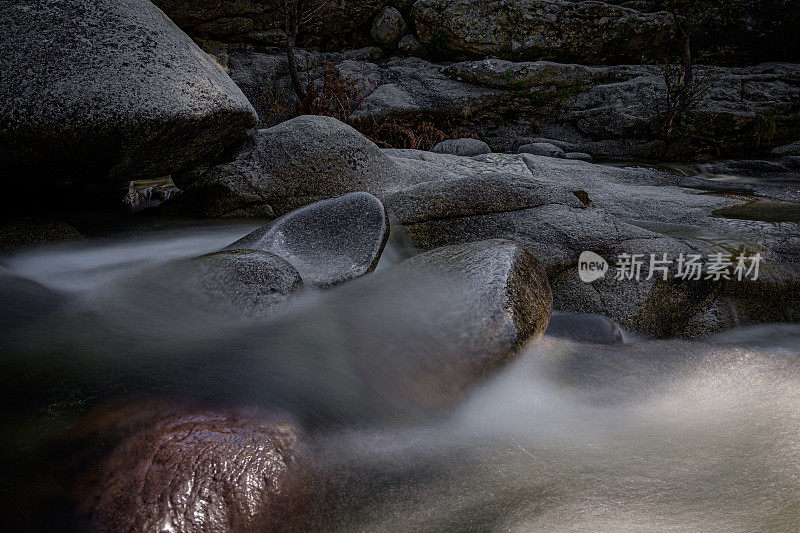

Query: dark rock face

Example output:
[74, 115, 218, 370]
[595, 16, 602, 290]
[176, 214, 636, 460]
[228, 192, 390, 287]
[162, 115, 421, 217]
[69, 402, 311, 533]
[0, 218, 81, 250]
[0, 0, 257, 188]
[151, 0, 388, 50]
[432, 138, 491, 156]
[227, 52, 800, 160]
[546, 312, 624, 344]
[412, 0, 675, 63]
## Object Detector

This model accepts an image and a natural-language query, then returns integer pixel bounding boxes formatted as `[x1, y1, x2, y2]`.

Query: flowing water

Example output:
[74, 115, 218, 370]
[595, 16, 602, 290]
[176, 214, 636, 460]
[2, 224, 800, 531]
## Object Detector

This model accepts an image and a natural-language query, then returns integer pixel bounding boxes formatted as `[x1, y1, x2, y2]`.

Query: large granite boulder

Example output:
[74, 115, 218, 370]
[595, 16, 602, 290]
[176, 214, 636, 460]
[412, 0, 675, 63]
[0, 0, 258, 189]
[227, 192, 390, 287]
[162, 115, 422, 217]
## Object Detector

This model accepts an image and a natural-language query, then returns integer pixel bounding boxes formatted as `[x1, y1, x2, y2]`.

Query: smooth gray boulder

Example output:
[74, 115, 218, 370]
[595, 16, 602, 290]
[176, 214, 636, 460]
[384, 173, 582, 224]
[228, 192, 390, 287]
[163, 116, 418, 217]
[381, 151, 800, 338]
[128, 249, 303, 318]
[431, 138, 492, 156]
[370, 6, 408, 49]
[545, 312, 623, 344]
[566, 152, 593, 162]
[188, 250, 303, 314]
[401, 239, 553, 358]
[517, 143, 566, 158]
[0, 0, 258, 186]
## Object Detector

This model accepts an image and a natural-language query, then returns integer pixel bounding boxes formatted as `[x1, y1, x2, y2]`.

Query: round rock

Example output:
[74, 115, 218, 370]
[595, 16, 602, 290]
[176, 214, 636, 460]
[69, 402, 312, 532]
[517, 142, 566, 158]
[370, 6, 409, 49]
[228, 192, 390, 288]
[432, 138, 492, 156]
[164, 116, 416, 218]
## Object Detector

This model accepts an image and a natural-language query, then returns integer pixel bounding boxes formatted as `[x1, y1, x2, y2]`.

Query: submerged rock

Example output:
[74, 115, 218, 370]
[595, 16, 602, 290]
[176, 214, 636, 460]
[546, 312, 623, 344]
[69, 401, 312, 533]
[0, 0, 257, 188]
[227, 192, 390, 287]
[432, 138, 492, 156]
[163, 116, 419, 218]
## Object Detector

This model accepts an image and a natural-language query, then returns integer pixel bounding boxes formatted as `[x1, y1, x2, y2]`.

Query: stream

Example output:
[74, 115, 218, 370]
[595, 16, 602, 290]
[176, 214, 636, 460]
[2, 223, 800, 531]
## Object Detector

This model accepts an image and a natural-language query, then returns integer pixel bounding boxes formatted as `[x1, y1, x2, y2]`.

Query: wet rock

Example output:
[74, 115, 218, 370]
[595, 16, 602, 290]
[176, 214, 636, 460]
[0, 0, 257, 187]
[227, 192, 390, 287]
[545, 312, 623, 344]
[431, 138, 491, 156]
[162, 116, 419, 218]
[118, 249, 303, 320]
[370, 6, 408, 49]
[517, 143, 566, 158]
[412, 0, 675, 63]
[402, 239, 552, 351]
[0, 218, 81, 250]
[69, 401, 312, 533]
[238, 238, 552, 421]
[187, 250, 304, 313]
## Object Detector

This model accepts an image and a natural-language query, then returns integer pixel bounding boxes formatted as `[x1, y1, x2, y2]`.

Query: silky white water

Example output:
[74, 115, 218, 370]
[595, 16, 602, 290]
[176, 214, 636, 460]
[2, 225, 799, 531]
